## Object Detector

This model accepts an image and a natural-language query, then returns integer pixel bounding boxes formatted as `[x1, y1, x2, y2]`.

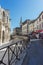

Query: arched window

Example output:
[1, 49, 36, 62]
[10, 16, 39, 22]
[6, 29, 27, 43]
[3, 11, 5, 22]
[7, 16, 8, 22]
[3, 11, 5, 17]
[39, 17, 41, 21]
[42, 15, 43, 19]
[2, 31, 4, 43]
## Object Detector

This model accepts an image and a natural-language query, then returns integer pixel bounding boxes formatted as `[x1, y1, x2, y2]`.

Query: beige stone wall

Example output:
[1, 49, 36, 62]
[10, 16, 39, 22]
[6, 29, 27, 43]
[0, 7, 10, 45]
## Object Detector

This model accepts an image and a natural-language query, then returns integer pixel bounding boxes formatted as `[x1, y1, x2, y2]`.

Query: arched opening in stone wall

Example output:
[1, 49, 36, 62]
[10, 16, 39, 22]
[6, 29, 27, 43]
[3, 11, 5, 22]
[2, 31, 5, 43]
[3, 11, 5, 17]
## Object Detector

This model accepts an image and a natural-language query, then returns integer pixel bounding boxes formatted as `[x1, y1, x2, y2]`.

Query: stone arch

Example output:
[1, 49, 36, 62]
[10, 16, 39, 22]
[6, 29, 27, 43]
[2, 11, 5, 22]
[2, 30, 5, 43]
[3, 11, 5, 17]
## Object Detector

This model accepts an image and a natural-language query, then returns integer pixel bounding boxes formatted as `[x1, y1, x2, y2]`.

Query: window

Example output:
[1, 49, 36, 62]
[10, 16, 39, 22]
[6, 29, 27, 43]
[37, 25, 38, 29]
[7, 16, 8, 22]
[39, 24, 41, 29]
[40, 24, 41, 29]
[42, 15, 43, 19]
[3, 11, 5, 17]
[37, 21, 38, 24]
[3, 11, 5, 22]
[42, 22, 43, 28]
[39, 17, 41, 21]
[0, 11, 2, 19]
[2, 31, 4, 43]
[0, 30, 1, 39]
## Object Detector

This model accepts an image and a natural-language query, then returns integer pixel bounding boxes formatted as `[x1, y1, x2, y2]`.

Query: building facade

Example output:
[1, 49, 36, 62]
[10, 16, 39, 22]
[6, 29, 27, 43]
[13, 27, 21, 35]
[0, 6, 10, 44]
[22, 19, 30, 35]
[33, 11, 43, 32]
[21, 11, 43, 35]
[28, 21, 34, 33]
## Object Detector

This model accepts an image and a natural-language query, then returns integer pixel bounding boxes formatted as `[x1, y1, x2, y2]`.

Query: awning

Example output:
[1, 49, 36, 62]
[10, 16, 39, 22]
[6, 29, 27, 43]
[36, 30, 43, 33]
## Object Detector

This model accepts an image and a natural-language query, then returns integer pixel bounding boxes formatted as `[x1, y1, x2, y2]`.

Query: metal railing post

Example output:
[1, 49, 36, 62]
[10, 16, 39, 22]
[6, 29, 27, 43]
[8, 46, 10, 65]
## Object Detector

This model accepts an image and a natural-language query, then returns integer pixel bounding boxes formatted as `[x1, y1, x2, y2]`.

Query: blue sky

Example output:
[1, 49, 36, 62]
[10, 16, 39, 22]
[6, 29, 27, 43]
[0, 0, 43, 31]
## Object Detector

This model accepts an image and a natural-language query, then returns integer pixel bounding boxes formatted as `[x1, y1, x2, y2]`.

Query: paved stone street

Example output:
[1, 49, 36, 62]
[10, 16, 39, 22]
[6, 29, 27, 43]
[22, 39, 43, 65]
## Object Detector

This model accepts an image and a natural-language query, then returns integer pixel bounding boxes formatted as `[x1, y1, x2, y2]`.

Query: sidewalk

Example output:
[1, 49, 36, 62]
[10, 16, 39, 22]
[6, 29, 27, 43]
[12, 49, 27, 65]
[21, 48, 30, 65]
[15, 52, 26, 65]
[30, 39, 40, 42]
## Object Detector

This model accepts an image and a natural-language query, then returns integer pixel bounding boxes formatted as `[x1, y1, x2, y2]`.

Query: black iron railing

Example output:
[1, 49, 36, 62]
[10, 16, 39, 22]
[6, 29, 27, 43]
[0, 39, 27, 65]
